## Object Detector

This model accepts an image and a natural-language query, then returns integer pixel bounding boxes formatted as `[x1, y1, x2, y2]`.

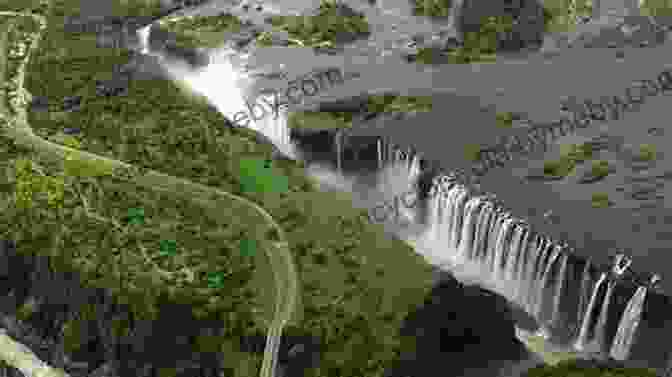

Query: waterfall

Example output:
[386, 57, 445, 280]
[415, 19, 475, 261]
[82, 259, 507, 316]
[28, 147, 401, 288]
[550, 254, 569, 331]
[575, 272, 608, 351]
[535, 245, 561, 320]
[137, 25, 151, 54]
[159, 45, 296, 157]
[592, 279, 617, 351]
[610, 286, 648, 360]
[576, 260, 594, 335]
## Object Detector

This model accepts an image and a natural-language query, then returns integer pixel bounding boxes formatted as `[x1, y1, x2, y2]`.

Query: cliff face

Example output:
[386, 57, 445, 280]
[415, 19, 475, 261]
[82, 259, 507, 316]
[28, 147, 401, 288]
[387, 272, 534, 377]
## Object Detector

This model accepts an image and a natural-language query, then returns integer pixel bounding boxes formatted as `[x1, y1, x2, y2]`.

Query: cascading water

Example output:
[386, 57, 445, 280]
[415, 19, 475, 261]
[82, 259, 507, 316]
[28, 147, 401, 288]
[592, 255, 632, 352]
[158, 43, 297, 158]
[574, 272, 608, 351]
[411, 174, 658, 362]
[610, 274, 660, 360]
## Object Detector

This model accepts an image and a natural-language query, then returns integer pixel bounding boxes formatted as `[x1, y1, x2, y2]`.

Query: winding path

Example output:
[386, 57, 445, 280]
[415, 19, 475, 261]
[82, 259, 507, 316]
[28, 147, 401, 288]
[0, 7, 298, 377]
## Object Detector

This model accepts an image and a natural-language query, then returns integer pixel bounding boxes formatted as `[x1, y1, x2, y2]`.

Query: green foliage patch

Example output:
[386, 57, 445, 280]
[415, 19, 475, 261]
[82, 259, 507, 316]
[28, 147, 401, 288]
[261, 0, 370, 48]
[524, 359, 659, 377]
[156, 12, 244, 49]
[411, 0, 452, 17]
[415, 15, 514, 64]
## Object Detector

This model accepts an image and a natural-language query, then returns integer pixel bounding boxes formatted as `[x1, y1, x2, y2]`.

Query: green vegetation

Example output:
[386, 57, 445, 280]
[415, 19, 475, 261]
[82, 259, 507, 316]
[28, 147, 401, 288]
[237, 157, 290, 194]
[464, 143, 482, 162]
[543, 0, 594, 33]
[591, 192, 612, 208]
[288, 110, 354, 130]
[260, 0, 370, 48]
[639, 0, 672, 17]
[590, 160, 611, 180]
[156, 12, 243, 49]
[415, 15, 514, 64]
[1, 1, 436, 376]
[543, 143, 594, 177]
[543, 158, 575, 177]
[411, 0, 452, 18]
[636, 143, 656, 161]
[496, 111, 514, 128]
[524, 359, 658, 377]
[288, 94, 432, 131]
[366, 94, 433, 114]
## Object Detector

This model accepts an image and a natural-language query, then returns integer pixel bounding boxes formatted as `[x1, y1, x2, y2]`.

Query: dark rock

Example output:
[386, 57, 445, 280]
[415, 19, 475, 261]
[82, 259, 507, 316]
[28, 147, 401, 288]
[388, 274, 529, 377]
[29, 96, 49, 112]
[62, 96, 82, 112]
[648, 127, 664, 136]
[631, 185, 659, 200]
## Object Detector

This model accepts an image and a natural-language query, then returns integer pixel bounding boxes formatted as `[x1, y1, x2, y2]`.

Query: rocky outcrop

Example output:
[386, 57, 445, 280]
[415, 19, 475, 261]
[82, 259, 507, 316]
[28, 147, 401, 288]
[385, 272, 533, 377]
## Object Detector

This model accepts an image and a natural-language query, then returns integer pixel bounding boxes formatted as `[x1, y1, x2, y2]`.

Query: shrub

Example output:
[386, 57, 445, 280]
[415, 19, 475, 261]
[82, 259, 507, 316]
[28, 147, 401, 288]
[560, 143, 593, 163]
[590, 160, 611, 179]
[591, 192, 611, 208]
[496, 112, 514, 128]
[411, 0, 452, 18]
[637, 144, 656, 161]
[464, 143, 482, 162]
[543, 157, 574, 177]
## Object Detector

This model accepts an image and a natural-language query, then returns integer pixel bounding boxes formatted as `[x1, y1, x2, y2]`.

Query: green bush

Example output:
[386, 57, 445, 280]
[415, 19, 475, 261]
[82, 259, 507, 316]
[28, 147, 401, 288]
[590, 160, 611, 179]
[591, 192, 611, 208]
[464, 143, 482, 162]
[411, 0, 452, 17]
[417, 15, 514, 64]
[543, 157, 574, 177]
[637, 144, 656, 161]
[560, 143, 593, 163]
[496, 112, 514, 128]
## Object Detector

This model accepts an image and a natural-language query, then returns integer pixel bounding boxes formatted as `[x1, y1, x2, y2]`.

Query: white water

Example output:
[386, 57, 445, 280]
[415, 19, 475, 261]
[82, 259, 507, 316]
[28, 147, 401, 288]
[575, 272, 607, 351]
[610, 286, 647, 360]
